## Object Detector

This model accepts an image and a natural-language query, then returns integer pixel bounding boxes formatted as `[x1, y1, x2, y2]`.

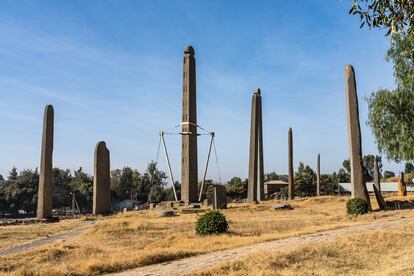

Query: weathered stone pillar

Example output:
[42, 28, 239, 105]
[345, 65, 371, 209]
[213, 184, 227, 209]
[181, 45, 198, 204]
[247, 88, 264, 203]
[316, 153, 320, 196]
[373, 156, 385, 209]
[398, 172, 407, 196]
[288, 128, 294, 200]
[93, 141, 111, 215]
[373, 156, 381, 192]
[37, 105, 54, 219]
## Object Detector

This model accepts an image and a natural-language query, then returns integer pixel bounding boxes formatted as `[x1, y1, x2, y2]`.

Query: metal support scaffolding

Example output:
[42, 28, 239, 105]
[198, 132, 215, 202]
[160, 131, 178, 201]
[159, 124, 220, 203]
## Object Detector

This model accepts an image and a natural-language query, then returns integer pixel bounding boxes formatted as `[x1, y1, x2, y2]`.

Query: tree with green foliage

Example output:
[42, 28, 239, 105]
[164, 181, 181, 201]
[198, 179, 215, 202]
[52, 168, 72, 209]
[405, 162, 414, 173]
[363, 155, 383, 181]
[226, 177, 247, 200]
[70, 167, 93, 212]
[367, 32, 414, 162]
[143, 162, 167, 202]
[111, 167, 141, 201]
[320, 173, 339, 195]
[350, 0, 414, 36]
[340, 155, 382, 182]
[338, 168, 350, 183]
[383, 170, 396, 179]
[264, 172, 279, 182]
[294, 162, 315, 197]
[2, 169, 39, 216]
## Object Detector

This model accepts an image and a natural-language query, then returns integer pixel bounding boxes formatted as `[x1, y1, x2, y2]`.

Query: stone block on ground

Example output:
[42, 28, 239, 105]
[272, 203, 293, 211]
[156, 210, 175, 217]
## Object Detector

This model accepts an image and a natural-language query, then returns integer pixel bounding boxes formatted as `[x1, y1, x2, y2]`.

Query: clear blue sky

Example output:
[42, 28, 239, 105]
[0, 0, 403, 182]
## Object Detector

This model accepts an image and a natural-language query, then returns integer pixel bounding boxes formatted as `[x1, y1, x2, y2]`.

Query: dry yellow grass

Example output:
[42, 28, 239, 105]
[1, 195, 413, 275]
[0, 218, 87, 251]
[194, 221, 414, 276]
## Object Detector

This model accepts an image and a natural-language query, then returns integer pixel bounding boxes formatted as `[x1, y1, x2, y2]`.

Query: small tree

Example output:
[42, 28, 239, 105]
[226, 177, 247, 200]
[320, 173, 339, 195]
[295, 162, 315, 197]
[383, 170, 395, 180]
[405, 162, 414, 173]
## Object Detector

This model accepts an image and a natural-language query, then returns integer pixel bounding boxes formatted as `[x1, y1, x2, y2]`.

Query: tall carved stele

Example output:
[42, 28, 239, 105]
[247, 88, 264, 203]
[345, 65, 371, 209]
[93, 141, 111, 215]
[288, 128, 294, 200]
[37, 105, 54, 219]
[181, 45, 198, 204]
[316, 153, 320, 196]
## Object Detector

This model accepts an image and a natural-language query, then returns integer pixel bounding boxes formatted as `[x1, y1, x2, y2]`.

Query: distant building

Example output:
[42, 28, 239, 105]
[264, 180, 288, 198]
[339, 182, 414, 194]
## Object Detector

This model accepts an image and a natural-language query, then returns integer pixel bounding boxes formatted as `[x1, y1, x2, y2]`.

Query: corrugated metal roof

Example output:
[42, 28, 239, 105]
[339, 182, 414, 192]
[265, 180, 288, 185]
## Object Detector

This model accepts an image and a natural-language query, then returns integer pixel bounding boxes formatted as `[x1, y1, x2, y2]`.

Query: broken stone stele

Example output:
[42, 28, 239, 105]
[344, 65, 371, 209]
[316, 153, 320, 196]
[93, 141, 111, 215]
[37, 105, 54, 220]
[373, 184, 386, 210]
[373, 157, 381, 192]
[213, 184, 227, 209]
[247, 88, 264, 203]
[181, 45, 198, 205]
[398, 172, 407, 196]
[288, 127, 294, 200]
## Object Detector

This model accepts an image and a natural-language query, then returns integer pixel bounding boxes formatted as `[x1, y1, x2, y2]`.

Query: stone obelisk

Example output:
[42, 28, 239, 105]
[373, 156, 386, 209]
[247, 89, 264, 203]
[37, 105, 54, 219]
[373, 156, 381, 192]
[345, 65, 371, 209]
[181, 45, 198, 204]
[93, 141, 111, 215]
[398, 172, 407, 196]
[316, 153, 320, 196]
[288, 128, 294, 200]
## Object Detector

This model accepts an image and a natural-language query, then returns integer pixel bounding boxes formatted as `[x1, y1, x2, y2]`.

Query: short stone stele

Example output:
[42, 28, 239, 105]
[398, 172, 407, 197]
[213, 184, 227, 209]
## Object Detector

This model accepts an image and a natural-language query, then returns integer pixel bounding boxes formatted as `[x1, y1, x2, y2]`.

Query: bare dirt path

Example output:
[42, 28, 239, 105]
[113, 213, 414, 276]
[0, 220, 95, 257]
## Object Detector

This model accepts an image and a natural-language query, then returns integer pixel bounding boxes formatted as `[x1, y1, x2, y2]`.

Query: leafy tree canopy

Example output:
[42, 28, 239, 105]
[295, 162, 316, 197]
[383, 170, 396, 179]
[226, 177, 247, 200]
[367, 32, 414, 162]
[350, 0, 414, 35]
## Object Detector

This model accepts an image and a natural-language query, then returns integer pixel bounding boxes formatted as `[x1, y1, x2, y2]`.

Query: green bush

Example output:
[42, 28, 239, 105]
[196, 210, 228, 235]
[347, 198, 369, 215]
